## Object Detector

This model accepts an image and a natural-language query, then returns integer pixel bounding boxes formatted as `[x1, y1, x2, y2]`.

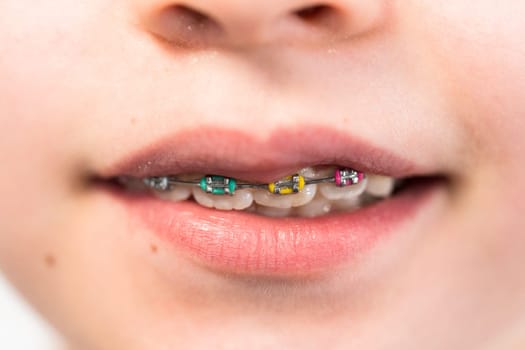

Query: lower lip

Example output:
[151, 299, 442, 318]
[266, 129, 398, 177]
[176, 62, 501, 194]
[107, 181, 441, 276]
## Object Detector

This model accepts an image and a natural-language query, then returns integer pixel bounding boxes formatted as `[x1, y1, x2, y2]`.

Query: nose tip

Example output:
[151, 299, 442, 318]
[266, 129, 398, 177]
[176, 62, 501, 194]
[142, 1, 387, 49]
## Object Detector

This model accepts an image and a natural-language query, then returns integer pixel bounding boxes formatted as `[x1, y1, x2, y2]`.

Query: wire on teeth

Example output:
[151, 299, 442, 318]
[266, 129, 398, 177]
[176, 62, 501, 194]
[268, 174, 305, 194]
[142, 168, 365, 196]
[200, 175, 237, 195]
[335, 169, 364, 187]
[143, 177, 170, 191]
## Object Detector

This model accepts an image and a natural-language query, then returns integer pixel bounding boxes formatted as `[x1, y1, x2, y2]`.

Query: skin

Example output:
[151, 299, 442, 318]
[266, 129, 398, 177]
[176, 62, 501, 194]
[1, 0, 524, 348]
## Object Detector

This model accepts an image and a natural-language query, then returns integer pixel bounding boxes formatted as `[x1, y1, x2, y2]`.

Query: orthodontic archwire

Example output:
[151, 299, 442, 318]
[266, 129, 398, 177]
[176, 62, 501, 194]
[143, 168, 365, 196]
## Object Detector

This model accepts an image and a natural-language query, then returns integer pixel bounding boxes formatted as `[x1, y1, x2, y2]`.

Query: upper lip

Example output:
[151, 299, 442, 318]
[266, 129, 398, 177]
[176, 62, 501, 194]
[100, 125, 432, 183]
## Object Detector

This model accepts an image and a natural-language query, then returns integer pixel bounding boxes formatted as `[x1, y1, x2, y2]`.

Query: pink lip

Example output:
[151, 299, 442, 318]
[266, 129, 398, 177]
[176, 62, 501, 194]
[99, 126, 442, 276]
[113, 182, 437, 276]
[101, 126, 427, 182]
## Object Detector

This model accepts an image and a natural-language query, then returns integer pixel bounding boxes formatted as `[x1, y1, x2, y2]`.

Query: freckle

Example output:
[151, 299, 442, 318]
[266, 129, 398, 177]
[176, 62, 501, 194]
[44, 254, 56, 268]
[131, 117, 137, 125]
[150, 244, 158, 254]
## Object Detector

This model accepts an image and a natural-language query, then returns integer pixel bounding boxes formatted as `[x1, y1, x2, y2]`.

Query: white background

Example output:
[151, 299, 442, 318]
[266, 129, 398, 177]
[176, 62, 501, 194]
[0, 273, 62, 349]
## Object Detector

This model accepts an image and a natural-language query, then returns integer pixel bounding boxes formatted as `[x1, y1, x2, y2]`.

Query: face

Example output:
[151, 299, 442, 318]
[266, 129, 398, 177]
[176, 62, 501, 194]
[1, 0, 524, 348]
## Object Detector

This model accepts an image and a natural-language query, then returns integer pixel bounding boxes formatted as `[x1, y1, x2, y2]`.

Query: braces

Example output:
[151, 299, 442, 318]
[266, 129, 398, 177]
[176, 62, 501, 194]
[143, 168, 365, 196]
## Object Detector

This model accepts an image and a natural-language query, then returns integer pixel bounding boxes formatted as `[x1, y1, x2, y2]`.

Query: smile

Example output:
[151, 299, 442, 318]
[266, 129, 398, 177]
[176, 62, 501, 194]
[119, 167, 399, 218]
[95, 126, 448, 277]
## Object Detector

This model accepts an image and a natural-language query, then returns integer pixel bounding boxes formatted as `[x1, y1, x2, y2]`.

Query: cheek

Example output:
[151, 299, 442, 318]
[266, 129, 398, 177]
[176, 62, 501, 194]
[0, 1, 91, 289]
[394, 1, 525, 235]
[406, 0, 525, 164]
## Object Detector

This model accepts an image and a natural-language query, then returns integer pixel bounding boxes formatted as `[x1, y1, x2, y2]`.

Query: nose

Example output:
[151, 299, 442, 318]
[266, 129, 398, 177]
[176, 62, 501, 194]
[139, 0, 388, 49]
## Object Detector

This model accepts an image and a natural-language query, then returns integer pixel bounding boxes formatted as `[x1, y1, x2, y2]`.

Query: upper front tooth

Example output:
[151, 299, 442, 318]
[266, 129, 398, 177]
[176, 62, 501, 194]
[365, 175, 395, 198]
[230, 189, 254, 210]
[319, 177, 368, 201]
[192, 188, 254, 210]
[299, 167, 333, 178]
[253, 184, 317, 209]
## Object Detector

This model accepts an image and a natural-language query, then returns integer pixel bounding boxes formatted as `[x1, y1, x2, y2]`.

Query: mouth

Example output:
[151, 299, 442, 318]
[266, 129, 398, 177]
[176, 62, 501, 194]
[94, 126, 448, 277]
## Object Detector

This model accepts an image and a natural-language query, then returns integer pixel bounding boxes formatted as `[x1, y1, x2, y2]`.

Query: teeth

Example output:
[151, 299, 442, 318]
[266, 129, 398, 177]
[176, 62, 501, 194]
[229, 190, 254, 210]
[155, 185, 193, 201]
[254, 205, 293, 218]
[250, 167, 321, 209]
[331, 196, 362, 212]
[365, 175, 395, 198]
[319, 177, 368, 201]
[135, 167, 399, 217]
[253, 184, 317, 209]
[192, 188, 254, 210]
[299, 166, 333, 178]
[293, 195, 332, 218]
[118, 177, 148, 192]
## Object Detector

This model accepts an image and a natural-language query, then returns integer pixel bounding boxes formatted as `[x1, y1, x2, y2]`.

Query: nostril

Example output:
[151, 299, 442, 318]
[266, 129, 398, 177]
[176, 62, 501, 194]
[171, 5, 215, 30]
[147, 4, 223, 48]
[295, 4, 331, 21]
[294, 4, 341, 29]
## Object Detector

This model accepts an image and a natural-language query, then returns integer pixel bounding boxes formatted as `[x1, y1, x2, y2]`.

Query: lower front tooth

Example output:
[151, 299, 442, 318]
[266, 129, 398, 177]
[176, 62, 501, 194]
[294, 196, 332, 218]
[192, 187, 253, 210]
[365, 175, 395, 198]
[319, 177, 368, 201]
[156, 185, 193, 201]
[253, 184, 317, 209]
[119, 177, 148, 192]
[331, 196, 362, 212]
[255, 205, 293, 218]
